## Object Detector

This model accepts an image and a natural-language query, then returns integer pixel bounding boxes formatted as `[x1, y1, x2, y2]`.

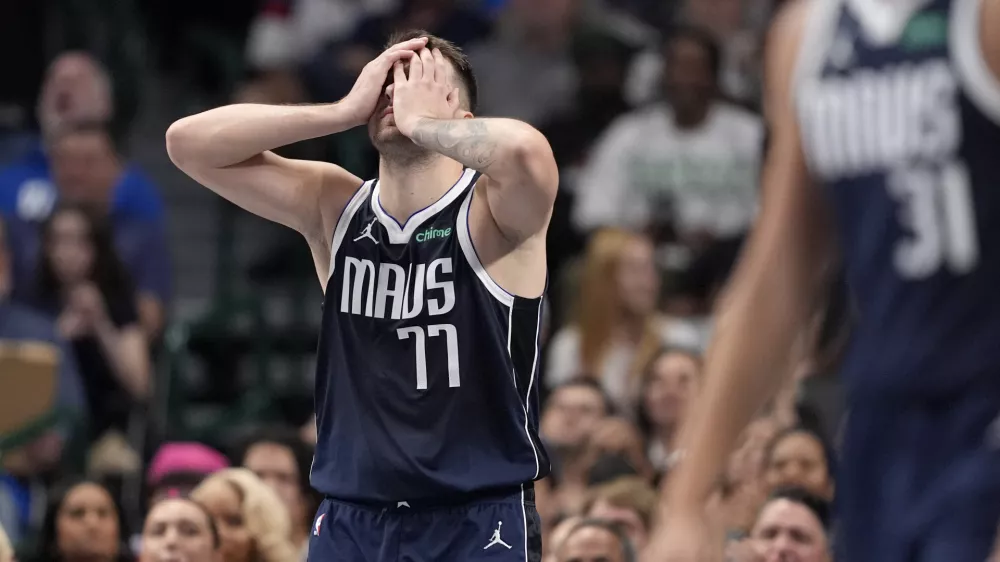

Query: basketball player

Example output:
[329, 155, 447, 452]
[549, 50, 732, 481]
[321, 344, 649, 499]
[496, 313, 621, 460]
[166, 32, 556, 561]
[641, 0, 1000, 561]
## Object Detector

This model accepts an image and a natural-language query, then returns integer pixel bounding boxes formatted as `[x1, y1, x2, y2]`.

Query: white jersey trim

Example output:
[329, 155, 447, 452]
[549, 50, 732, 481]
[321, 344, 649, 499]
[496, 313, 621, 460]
[371, 168, 477, 244]
[525, 298, 543, 480]
[457, 186, 516, 308]
[520, 485, 529, 562]
[952, 0, 1000, 124]
[793, 0, 844, 94]
[328, 180, 374, 281]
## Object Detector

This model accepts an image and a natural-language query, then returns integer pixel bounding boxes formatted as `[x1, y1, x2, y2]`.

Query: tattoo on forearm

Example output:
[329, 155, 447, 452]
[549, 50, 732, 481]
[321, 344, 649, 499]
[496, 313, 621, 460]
[412, 119, 498, 168]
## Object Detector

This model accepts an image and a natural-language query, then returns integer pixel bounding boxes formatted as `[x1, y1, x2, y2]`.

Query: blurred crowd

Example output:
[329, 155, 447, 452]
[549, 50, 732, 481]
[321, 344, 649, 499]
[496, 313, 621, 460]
[0, 0, 852, 561]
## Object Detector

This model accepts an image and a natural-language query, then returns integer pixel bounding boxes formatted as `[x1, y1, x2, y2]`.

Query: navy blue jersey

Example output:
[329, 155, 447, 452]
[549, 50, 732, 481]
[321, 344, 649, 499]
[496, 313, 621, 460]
[796, 0, 1000, 396]
[310, 168, 550, 502]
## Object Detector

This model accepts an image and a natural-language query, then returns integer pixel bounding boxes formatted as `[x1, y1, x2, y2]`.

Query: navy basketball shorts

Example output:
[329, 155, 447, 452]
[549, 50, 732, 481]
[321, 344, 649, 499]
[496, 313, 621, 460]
[307, 486, 541, 562]
[835, 387, 1000, 562]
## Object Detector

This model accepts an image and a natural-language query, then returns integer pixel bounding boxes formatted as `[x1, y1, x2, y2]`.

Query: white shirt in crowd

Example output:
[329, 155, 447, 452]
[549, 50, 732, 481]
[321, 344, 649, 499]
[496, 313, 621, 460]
[572, 102, 764, 239]
[545, 318, 703, 414]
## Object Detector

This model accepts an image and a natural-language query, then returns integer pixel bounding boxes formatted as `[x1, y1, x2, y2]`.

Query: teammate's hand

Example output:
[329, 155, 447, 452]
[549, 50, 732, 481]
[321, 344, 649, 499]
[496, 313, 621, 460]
[391, 47, 461, 138]
[641, 511, 722, 562]
[341, 37, 426, 127]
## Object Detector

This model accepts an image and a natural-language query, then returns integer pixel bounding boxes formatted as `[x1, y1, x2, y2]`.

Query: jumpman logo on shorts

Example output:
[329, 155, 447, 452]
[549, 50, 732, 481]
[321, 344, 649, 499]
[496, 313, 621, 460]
[483, 521, 512, 550]
[354, 219, 379, 245]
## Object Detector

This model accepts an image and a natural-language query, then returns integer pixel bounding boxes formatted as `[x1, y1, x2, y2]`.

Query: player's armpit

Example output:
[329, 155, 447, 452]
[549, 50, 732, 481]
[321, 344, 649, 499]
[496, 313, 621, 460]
[409, 117, 559, 242]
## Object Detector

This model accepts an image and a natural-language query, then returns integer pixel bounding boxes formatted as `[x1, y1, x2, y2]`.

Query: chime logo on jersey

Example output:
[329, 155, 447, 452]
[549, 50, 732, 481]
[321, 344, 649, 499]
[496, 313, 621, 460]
[340, 256, 456, 319]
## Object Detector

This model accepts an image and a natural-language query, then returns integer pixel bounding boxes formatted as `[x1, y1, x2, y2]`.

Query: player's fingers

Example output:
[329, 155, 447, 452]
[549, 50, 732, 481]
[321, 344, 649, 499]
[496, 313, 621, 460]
[419, 48, 435, 81]
[433, 48, 449, 84]
[393, 61, 406, 85]
[408, 50, 424, 81]
[385, 37, 427, 54]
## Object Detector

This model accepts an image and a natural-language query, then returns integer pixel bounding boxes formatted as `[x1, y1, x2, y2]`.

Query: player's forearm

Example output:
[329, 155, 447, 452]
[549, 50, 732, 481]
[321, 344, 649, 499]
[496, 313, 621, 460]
[664, 247, 824, 512]
[166, 103, 358, 169]
[409, 117, 549, 182]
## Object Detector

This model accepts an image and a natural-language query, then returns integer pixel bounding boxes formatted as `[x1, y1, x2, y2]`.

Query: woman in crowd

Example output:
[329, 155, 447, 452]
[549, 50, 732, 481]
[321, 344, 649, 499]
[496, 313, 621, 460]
[190, 469, 297, 562]
[31, 204, 151, 439]
[546, 228, 701, 412]
[140, 496, 221, 562]
[34, 480, 128, 562]
[636, 347, 703, 476]
[760, 426, 835, 500]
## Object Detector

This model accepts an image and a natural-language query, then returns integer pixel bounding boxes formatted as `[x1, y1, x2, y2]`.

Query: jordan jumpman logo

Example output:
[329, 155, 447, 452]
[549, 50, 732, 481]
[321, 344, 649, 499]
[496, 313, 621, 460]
[353, 219, 379, 244]
[483, 521, 512, 550]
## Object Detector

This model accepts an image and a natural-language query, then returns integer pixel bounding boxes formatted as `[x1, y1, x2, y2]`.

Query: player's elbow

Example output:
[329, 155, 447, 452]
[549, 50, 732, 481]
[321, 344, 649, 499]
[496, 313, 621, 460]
[165, 118, 200, 169]
[507, 127, 559, 202]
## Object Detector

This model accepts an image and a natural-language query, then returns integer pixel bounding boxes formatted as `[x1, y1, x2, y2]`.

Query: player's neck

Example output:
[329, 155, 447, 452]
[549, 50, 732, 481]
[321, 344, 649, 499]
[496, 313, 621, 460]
[377, 156, 466, 224]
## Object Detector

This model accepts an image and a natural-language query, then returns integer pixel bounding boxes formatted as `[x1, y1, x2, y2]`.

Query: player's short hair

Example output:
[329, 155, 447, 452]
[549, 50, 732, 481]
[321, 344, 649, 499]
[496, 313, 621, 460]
[763, 487, 833, 532]
[385, 29, 479, 113]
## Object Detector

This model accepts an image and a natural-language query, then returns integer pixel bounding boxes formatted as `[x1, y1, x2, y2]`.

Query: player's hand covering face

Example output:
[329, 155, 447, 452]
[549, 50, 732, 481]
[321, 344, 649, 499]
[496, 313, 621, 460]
[390, 47, 462, 138]
[342, 37, 426, 127]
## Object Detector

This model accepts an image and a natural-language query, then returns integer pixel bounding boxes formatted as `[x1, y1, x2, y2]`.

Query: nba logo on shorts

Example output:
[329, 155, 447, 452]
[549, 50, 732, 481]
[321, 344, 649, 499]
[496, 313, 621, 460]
[313, 513, 326, 536]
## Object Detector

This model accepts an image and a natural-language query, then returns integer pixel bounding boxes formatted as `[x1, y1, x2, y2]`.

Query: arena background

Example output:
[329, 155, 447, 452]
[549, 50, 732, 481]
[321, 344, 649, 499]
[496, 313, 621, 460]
[0, 0, 855, 560]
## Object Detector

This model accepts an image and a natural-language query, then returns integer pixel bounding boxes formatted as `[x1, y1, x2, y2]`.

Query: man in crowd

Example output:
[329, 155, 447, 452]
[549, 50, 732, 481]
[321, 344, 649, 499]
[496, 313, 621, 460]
[0, 52, 164, 225]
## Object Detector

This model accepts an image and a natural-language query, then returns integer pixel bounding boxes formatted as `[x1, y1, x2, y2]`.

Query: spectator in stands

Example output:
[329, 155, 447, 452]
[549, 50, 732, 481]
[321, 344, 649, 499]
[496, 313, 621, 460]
[728, 488, 832, 562]
[0, 53, 164, 225]
[637, 347, 702, 475]
[465, 0, 579, 124]
[30, 204, 151, 444]
[761, 427, 835, 501]
[539, 379, 612, 516]
[238, 429, 319, 561]
[140, 497, 221, 562]
[146, 443, 230, 505]
[4, 122, 171, 339]
[190, 469, 297, 562]
[540, 31, 635, 294]
[0, 215, 86, 430]
[34, 480, 129, 562]
[581, 477, 656, 551]
[546, 229, 699, 412]
[554, 519, 634, 562]
[574, 26, 763, 249]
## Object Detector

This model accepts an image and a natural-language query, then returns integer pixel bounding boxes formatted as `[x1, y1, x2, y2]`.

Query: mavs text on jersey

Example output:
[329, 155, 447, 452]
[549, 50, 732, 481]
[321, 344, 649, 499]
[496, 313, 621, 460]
[307, 169, 548, 561]
[794, 0, 1000, 560]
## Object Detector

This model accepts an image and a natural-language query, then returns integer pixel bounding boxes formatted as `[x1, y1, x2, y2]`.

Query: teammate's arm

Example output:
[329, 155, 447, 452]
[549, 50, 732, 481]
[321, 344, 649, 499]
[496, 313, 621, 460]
[397, 49, 558, 242]
[642, 2, 835, 560]
[985, 0, 1000, 81]
[165, 37, 428, 244]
